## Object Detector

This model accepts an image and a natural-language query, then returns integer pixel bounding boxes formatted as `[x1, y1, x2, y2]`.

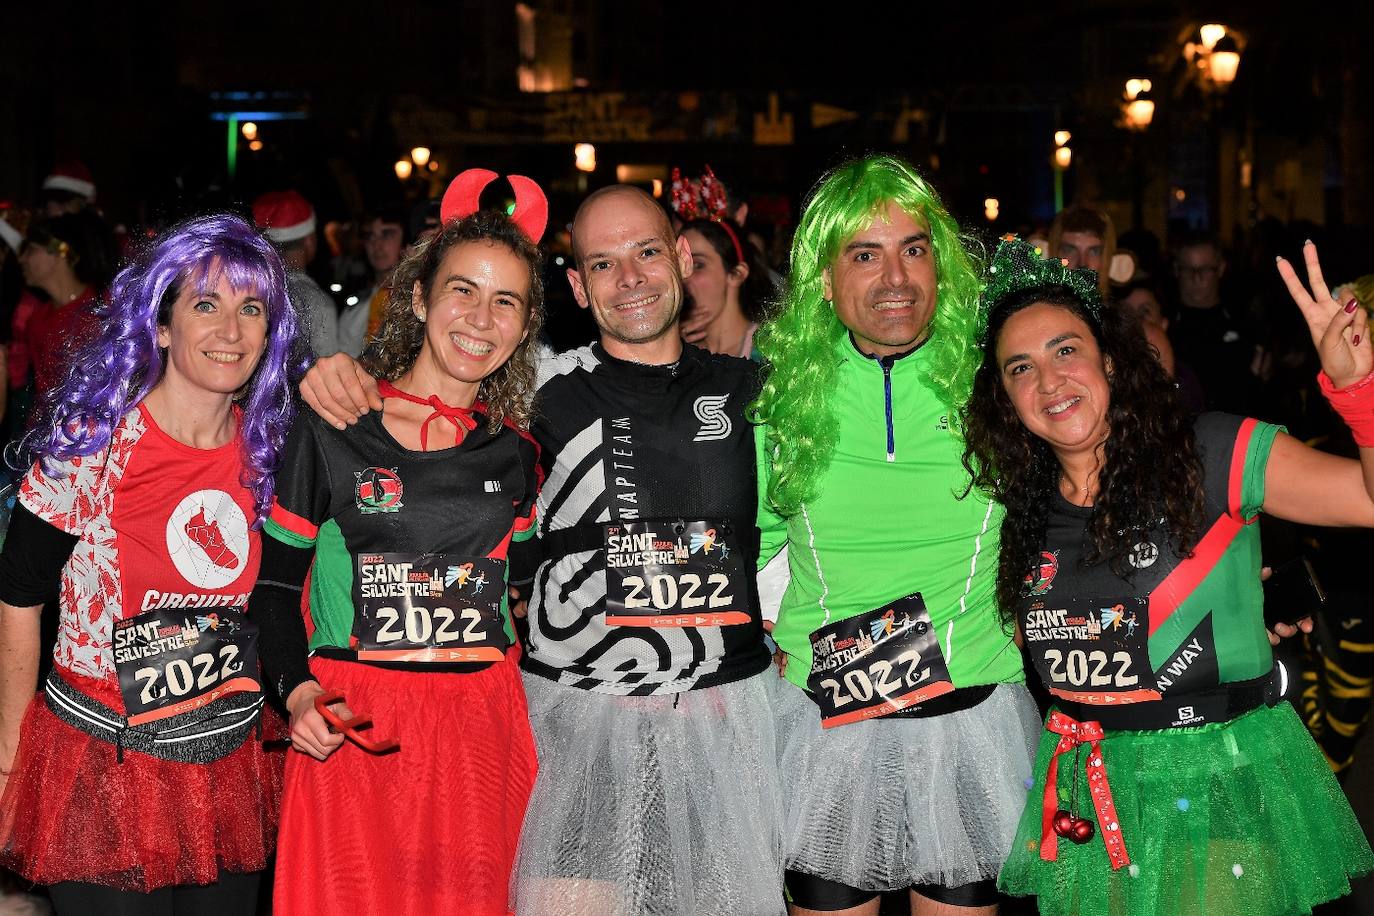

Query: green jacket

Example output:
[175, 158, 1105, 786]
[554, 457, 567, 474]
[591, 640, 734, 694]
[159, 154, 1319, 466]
[758, 334, 1024, 691]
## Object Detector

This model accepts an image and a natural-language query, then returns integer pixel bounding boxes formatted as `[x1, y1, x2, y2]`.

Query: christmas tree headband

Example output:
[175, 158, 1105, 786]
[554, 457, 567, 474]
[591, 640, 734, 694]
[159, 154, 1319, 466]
[978, 234, 1103, 344]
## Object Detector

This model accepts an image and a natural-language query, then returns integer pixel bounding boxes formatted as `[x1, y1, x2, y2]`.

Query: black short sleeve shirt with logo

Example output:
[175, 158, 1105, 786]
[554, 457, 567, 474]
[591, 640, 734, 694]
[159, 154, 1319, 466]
[264, 409, 540, 672]
[1017, 412, 1281, 719]
[520, 342, 769, 695]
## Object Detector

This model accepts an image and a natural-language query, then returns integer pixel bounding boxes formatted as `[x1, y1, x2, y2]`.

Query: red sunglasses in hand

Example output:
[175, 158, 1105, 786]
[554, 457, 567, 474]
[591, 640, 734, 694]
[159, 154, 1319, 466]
[313, 689, 400, 754]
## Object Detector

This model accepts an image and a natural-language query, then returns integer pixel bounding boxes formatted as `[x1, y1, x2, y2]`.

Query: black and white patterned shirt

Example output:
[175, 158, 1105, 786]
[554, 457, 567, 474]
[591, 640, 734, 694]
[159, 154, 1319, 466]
[517, 342, 769, 694]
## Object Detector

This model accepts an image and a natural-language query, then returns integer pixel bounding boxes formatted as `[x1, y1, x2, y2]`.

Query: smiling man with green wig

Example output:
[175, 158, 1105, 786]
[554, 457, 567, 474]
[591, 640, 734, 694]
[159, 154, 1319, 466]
[752, 154, 1038, 916]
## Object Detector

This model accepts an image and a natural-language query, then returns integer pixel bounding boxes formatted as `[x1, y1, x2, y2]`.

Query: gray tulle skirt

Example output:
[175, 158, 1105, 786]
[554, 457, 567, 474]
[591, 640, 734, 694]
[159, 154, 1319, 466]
[514, 671, 785, 915]
[774, 679, 1040, 892]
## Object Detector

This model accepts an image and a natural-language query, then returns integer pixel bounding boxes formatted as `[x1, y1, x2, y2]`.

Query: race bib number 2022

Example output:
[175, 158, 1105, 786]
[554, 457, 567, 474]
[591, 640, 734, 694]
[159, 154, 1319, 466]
[806, 593, 954, 728]
[353, 553, 509, 663]
[114, 607, 260, 726]
[1021, 596, 1161, 705]
[604, 519, 750, 627]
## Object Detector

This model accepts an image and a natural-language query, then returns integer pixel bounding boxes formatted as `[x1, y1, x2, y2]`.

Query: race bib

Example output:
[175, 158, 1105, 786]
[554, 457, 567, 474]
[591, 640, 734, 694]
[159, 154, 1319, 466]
[1021, 596, 1161, 705]
[114, 607, 260, 726]
[353, 553, 509, 663]
[604, 519, 750, 627]
[806, 593, 954, 728]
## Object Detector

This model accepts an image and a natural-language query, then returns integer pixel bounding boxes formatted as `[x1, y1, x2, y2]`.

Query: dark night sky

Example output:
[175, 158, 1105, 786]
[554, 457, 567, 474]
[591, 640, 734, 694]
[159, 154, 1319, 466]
[0, 0, 1354, 227]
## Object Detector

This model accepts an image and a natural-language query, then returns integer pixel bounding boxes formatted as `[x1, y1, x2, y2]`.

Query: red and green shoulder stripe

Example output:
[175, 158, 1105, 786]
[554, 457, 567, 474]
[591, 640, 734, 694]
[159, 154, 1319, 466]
[264, 498, 318, 548]
[1147, 414, 1281, 637]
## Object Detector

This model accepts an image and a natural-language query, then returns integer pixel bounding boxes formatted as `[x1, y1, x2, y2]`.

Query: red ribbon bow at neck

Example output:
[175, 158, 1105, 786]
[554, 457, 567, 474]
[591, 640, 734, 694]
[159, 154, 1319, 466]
[1040, 710, 1131, 870]
[377, 380, 479, 451]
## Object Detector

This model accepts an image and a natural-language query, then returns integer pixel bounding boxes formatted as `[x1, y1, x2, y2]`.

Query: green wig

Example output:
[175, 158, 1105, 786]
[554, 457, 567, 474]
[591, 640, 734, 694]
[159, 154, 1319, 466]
[751, 154, 985, 516]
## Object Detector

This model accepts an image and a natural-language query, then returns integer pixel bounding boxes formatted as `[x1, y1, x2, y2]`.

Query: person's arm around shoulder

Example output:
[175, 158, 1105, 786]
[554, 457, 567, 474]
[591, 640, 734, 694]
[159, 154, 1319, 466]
[1264, 243, 1374, 527]
[299, 352, 383, 430]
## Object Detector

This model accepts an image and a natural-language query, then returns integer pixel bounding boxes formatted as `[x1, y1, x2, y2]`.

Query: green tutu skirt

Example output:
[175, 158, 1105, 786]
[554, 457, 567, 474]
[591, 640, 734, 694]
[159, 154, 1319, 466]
[999, 702, 1372, 916]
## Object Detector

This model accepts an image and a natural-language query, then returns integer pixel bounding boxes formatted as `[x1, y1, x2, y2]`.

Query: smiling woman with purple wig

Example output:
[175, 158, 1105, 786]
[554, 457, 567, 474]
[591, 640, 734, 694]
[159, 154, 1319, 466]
[0, 213, 307, 915]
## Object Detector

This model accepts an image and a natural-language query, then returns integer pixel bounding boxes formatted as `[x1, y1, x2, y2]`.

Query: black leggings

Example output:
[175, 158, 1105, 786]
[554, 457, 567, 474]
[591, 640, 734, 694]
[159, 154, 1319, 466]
[47, 869, 262, 916]
[786, 868, 999, 910]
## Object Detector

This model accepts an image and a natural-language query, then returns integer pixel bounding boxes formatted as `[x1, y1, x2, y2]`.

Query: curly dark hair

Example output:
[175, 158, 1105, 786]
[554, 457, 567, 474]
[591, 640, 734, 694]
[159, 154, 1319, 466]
[960, 285, 1206, 626]
[362, 210, 545, 432]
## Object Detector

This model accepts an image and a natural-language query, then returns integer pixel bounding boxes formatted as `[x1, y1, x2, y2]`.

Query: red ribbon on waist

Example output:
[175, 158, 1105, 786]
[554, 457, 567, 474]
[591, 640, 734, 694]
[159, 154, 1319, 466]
[377, 379, 479, 450]
[1040, 710, 1131, 870]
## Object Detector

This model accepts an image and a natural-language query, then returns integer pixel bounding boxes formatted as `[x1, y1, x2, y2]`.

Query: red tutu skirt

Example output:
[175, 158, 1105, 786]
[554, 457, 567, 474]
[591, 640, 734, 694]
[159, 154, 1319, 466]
[0, 693, 284, 892]
[273, 648, 537, 916]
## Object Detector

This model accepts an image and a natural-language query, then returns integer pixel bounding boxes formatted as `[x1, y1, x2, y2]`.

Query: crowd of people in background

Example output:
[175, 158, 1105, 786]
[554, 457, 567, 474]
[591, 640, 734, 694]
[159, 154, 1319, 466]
[0, 151, 1371, 916]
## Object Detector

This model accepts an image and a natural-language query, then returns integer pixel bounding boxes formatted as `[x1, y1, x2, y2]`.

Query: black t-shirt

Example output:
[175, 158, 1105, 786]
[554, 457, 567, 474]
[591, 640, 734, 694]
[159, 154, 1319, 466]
[1018, 413, 1280, 720]
[520, 342, 769, 695]
[1170, 303, 1259, 415]
[264, 408, 540, 672]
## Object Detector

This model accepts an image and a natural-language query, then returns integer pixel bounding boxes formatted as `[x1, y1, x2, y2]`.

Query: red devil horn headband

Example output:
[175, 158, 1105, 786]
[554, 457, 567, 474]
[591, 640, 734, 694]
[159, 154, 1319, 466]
[439, 168, 549, 244]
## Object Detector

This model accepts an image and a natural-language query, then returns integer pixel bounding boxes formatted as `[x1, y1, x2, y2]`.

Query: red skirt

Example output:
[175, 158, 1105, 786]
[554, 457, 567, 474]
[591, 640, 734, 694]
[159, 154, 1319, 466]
[0, 692, 284, 891]
[273, 648, 537, 916]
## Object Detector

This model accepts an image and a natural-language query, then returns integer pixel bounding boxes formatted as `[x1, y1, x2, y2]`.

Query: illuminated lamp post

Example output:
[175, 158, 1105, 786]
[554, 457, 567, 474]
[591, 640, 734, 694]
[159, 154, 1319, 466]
[1052, 131, 1072, 213]
[1181, 24, 1246, 237]
[1120, 79, 1155, 229]
[1208, 34, 1241, 87]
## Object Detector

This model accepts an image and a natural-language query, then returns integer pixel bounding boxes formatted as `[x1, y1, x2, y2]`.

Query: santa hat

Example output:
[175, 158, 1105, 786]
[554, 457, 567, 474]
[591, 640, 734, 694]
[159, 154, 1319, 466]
[42, 161, 97, 201]
[252, 190, 316, 243]
[0, 217, 21, 255]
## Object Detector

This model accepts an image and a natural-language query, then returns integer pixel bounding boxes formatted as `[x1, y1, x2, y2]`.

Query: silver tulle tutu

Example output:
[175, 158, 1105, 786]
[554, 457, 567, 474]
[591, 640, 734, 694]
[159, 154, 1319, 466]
[514, 671, 785, 916]
[774, 679, 1040, 892]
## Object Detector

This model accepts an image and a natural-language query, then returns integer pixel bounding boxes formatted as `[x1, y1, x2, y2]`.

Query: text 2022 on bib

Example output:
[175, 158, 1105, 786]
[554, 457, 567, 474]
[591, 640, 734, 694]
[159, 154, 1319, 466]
[604, 519, 750, 627]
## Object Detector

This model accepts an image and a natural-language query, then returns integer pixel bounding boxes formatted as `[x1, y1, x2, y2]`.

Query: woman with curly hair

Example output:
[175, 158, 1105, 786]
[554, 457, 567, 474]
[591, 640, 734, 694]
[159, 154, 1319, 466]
[249, 173, 547, 916]
[962, 236, 1373, 916]
[0, 213, 307, 914]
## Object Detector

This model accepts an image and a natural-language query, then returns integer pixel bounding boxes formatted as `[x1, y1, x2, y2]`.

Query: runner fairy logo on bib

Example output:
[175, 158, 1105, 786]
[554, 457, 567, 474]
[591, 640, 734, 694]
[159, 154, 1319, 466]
[1025, 550, 1060, 596]
[166, 490, 250, 589]
[355, 467, 403, 514]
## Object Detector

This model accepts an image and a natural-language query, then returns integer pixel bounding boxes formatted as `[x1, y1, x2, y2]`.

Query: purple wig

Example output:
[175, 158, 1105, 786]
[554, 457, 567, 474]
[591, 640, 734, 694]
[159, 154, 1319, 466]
[20, 213, 309, 526]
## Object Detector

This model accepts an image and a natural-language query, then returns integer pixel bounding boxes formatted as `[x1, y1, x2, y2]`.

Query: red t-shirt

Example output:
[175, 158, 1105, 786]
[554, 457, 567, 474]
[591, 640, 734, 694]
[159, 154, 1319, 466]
[20, 404, 262, 709]
[24, 287, 98, 395]
[7, 291, 41, 390]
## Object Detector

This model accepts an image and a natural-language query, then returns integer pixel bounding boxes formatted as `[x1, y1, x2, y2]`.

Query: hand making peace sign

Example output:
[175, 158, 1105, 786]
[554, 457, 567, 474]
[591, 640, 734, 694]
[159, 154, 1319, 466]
[1277, 240, 1372, 390]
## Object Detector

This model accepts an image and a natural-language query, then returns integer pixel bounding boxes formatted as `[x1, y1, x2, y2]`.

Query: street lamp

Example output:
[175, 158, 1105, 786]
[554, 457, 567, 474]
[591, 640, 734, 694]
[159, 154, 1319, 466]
[1208, 35, 1241, 86]
[574, 143, 597, 173]
[1183, 23, 1244, 92]
[1199, 23, 1227, 51]
[1052, 131, 1072, 212]
[410, 147, 431, 168]
[394, 159, 413, 181]
[1121, 79, 1155, 131]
